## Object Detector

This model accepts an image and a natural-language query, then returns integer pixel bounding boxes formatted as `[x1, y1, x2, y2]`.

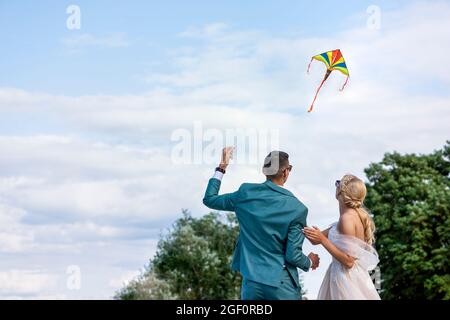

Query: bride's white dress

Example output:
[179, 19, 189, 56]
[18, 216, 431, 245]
[317, 222, 381, 300]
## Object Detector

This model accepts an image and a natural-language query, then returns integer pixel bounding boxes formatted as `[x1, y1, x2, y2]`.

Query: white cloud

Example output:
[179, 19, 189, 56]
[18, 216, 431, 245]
[0, 204, 35, 253]
[179, 22, 229, 38]
[0, 135, 202, 224]
[0, 269, 58, 296]
[61, 33, 131, 49]
[108, 270, 141, 290]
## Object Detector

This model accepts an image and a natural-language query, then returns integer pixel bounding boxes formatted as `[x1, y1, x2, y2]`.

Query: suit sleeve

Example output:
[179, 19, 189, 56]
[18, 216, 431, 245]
[285, 207, 312, 272]
[202, 178, 240, 212]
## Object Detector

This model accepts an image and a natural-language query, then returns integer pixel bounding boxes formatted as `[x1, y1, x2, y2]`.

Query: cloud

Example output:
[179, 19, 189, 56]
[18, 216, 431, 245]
[108, 270, 141, 290]
[179, 22, 229, 38]
[0, 135, 201, 221]
[0, 269, 58, 296]
[0, 203, 35, 253]
[61, 33, 131, 50]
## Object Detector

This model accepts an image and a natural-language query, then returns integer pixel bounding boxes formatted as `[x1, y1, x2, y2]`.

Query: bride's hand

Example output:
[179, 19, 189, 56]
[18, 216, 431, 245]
[303, 226, 326, 245]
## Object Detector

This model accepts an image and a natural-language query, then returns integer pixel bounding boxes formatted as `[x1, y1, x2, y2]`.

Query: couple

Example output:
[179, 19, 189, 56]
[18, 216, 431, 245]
[203, 147, 380, 300]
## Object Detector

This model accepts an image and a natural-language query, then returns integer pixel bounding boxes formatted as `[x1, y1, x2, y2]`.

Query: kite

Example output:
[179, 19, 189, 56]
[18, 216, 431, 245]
[306, 49, 349, 112]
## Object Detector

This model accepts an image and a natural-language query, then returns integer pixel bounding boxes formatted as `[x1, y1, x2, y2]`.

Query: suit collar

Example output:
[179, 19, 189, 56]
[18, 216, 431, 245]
[263, 180, 295, 198]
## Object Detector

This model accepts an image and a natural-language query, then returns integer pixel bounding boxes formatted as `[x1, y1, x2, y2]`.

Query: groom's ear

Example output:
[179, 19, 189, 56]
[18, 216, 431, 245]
[283, 167, 290, 180]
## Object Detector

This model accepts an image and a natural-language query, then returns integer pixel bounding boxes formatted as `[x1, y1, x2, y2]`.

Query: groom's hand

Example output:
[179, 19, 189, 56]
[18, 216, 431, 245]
[219, 146, 234, 170]
[308, 252, 320, 270]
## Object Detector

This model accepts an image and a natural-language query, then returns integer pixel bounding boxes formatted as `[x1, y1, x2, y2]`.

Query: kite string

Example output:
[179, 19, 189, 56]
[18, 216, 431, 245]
[340, 76, 349, 91]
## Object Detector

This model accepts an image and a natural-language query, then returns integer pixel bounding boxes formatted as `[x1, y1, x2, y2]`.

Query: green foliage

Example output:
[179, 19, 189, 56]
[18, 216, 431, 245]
[115, 210, 242, 300]
[364, 141, 450, 299]
[113, 269, 175, 300]
[152, 210, 242, 299]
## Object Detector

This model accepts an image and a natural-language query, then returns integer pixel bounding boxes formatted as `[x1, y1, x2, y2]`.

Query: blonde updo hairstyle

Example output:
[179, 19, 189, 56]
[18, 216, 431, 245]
[337, 174, 376, 245]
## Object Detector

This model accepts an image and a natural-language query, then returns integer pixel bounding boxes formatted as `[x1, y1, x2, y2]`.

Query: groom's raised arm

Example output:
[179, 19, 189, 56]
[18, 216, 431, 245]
[285, 212, 312, 272]
[203, 173, 239, 211]
[203, 146, 239, 212]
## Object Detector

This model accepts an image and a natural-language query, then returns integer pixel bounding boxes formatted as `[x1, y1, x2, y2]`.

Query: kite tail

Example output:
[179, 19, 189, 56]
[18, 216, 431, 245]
[307, 77, 327, 113]
[306, 58, 313, 74]
[339, 76, 349, 91]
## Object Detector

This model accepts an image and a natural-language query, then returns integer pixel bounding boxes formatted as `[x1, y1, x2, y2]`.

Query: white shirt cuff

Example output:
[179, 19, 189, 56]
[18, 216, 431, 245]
[212, 171, 224, 181]
[309, 258, 313, 270]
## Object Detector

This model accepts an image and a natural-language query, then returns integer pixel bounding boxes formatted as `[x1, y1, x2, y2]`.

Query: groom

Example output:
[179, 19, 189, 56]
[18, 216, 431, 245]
[203, 147, 320, 300]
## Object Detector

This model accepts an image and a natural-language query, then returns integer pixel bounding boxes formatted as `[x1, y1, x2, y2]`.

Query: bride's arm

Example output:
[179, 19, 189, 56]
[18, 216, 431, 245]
[304, 217, 356, 269]
[317, 233, 356, 269]
[308, 227, 331, 245]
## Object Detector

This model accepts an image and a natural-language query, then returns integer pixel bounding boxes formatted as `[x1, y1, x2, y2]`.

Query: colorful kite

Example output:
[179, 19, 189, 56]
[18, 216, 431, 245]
[306, 49, 349, 112]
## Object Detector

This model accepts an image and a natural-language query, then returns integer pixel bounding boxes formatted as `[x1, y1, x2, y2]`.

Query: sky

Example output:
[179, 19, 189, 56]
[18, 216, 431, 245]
[0, 0, 449, 299]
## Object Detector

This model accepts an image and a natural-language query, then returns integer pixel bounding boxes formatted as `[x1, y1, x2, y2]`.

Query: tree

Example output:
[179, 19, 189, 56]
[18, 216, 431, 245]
[364, 141, 450, 299]
[152, 210, 242, 299]
[113, 269, 175, 300]
[115, 210, 242, 299]
[115, 209, 307, 299]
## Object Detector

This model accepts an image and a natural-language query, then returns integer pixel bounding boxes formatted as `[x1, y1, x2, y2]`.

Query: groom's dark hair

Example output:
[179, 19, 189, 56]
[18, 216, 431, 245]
[262, 151, 290, 180]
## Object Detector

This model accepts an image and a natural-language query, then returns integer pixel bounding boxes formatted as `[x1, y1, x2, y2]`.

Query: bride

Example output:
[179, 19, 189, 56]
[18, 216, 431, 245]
[303, 174, 381, 300]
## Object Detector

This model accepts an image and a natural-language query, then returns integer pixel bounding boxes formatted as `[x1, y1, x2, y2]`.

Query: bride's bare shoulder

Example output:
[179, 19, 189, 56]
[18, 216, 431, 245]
[337, 213, 357, 237]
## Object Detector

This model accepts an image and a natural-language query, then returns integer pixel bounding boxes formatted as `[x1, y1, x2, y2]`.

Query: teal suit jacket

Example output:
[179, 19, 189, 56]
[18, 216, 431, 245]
[203, 178, 311, 288]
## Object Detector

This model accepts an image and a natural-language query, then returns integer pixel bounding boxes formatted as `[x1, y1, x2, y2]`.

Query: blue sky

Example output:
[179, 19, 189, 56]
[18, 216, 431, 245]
[0, 1, 449, 299]
[1, 0, 409, 95]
